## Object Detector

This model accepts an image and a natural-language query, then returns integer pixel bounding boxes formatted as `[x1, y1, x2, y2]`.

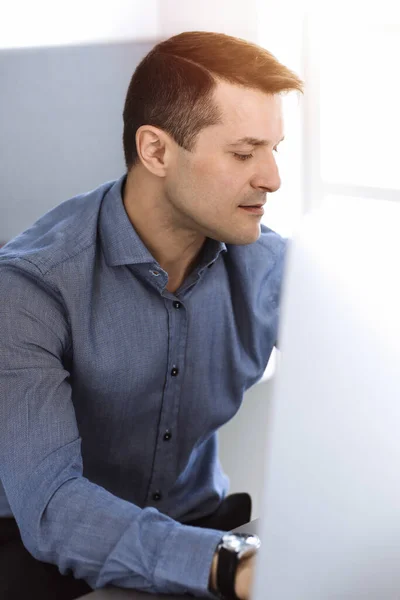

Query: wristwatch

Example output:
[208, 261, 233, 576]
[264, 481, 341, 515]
[214, 532, 261, 599]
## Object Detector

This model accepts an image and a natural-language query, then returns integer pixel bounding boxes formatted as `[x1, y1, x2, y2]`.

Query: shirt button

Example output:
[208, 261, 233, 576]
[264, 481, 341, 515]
[153, 491, 162, 501]
[173, 301, 182, 309]
[150, 270, 160, 276]
[163, 430, 172, 441]
[170, 367, 179, 377]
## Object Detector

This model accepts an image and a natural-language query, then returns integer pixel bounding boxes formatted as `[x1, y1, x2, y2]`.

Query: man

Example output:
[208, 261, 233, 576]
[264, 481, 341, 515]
[0, 30, 303, 599]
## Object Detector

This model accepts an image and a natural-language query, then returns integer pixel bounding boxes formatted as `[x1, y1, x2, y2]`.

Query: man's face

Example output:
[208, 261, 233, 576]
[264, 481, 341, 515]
[165, 80, 284, 245]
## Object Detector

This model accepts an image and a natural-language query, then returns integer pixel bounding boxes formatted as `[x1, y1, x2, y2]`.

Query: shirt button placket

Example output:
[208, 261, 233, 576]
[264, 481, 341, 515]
[151, 298, 183, 503]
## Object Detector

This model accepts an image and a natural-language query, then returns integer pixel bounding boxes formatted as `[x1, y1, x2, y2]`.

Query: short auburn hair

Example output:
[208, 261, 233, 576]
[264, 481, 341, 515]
[123, 31, 304, 170]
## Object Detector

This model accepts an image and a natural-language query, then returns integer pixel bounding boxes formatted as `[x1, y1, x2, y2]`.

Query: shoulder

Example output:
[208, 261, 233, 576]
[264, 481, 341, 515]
[256, 224, 287, 260]
[223, 225, 288, 314]
[226, 224, 288, 273]
[0, 179, 116, 277]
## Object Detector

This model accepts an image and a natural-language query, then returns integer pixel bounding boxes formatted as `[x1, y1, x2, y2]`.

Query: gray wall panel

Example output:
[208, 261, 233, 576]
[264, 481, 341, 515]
[0, 40, 155, 241]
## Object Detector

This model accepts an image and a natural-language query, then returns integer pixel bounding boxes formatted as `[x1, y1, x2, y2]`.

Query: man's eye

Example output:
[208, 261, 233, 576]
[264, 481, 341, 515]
[233, 153, 253, 161]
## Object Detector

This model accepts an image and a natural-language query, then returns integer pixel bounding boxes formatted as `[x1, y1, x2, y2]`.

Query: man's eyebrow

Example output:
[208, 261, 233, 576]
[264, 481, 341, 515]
[227, 136, 285, 147]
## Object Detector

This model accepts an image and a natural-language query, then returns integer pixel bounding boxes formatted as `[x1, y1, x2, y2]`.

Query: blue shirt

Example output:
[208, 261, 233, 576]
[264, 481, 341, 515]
[0, 175, 286, 596]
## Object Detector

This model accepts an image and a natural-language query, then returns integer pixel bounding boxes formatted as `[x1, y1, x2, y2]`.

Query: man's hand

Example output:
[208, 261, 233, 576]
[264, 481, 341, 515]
[209, 551, 257, 600]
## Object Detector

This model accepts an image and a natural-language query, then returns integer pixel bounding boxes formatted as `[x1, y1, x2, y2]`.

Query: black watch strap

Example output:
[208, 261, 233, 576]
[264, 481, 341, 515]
[216, 545, 240, 599]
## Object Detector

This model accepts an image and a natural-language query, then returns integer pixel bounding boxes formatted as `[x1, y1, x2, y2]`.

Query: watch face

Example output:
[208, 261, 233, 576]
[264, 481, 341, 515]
[222, 533, 261, 557]
[222, 533, 245, 551]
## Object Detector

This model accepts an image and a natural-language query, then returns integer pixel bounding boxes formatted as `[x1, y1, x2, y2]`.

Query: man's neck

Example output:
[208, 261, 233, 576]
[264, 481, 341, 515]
[123, 168, 206, 292]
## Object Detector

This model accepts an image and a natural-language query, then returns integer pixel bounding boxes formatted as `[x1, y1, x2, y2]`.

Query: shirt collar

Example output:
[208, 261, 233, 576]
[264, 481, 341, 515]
[100, 174, 227, 269]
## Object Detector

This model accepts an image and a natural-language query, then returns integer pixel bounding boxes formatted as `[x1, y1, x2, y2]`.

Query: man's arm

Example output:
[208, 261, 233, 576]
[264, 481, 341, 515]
[0, 260, 224, 597]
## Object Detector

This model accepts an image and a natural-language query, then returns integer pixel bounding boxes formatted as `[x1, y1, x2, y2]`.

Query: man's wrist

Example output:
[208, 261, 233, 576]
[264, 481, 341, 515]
[208, 546, 256, 600]
[209, 548, 254, 600]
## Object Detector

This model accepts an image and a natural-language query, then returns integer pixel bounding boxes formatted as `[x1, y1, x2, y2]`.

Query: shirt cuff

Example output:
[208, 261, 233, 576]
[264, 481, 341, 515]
[153, 522, 225, 597]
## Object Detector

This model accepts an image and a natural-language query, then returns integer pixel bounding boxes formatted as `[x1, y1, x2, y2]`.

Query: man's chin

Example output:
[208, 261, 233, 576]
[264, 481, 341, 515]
[219, 227, 261, 246]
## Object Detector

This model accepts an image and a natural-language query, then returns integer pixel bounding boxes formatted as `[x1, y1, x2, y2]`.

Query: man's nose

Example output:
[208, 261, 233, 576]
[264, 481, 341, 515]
[250, 156, 281, 193]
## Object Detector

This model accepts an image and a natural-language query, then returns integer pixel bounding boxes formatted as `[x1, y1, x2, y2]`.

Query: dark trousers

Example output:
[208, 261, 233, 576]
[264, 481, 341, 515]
[0, 493, 251, 600]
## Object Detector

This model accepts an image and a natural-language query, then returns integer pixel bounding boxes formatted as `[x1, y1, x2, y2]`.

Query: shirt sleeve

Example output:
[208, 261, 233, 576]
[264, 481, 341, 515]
[0, 259, 223, 596]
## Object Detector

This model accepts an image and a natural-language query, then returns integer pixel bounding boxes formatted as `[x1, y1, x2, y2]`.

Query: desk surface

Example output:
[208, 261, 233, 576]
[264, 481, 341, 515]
[79, 519, 259, 600]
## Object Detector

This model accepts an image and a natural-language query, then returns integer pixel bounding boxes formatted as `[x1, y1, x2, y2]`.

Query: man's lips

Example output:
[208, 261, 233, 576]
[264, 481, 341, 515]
[239, 202, 265, 215]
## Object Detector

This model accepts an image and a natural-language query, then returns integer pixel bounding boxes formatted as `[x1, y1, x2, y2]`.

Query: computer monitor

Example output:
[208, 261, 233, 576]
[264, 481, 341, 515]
[253, 195, 400, 599]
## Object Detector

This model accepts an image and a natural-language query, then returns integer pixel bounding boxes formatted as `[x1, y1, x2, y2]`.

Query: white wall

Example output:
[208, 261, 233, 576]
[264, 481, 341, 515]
[159, 0, 258, 40]
[0, 0, 159, 48]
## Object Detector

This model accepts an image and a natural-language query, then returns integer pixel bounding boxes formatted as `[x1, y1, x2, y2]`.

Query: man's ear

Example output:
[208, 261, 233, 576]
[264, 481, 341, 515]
[135, 125, 174, 177]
